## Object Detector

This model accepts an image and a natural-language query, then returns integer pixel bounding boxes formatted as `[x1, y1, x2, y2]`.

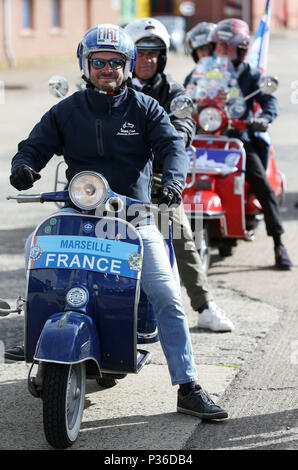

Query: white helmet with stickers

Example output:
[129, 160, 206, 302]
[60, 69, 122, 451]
[77, 24, 137, 82]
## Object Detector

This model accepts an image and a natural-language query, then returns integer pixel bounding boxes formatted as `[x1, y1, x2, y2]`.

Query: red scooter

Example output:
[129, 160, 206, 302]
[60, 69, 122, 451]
[183, 57, 285, 271]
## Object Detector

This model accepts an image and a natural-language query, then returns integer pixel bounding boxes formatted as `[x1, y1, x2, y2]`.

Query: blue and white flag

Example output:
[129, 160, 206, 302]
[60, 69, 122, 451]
[249, 0, 271, 74]
[248, 0, 272, 150]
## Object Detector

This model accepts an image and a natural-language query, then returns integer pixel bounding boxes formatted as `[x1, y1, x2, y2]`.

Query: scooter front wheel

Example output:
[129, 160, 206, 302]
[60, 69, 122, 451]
[43, 362, 86, 449]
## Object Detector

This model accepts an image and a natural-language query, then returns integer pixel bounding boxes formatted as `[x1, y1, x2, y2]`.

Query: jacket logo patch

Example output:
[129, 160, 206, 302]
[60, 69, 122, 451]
[117, 122, 139, 136]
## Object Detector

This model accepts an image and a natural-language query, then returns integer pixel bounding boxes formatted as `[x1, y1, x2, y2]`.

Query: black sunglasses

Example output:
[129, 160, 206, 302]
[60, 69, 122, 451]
[89, 58, 125, 70]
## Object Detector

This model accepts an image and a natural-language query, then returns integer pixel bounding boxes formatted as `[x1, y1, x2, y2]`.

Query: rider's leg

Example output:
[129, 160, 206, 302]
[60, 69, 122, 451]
[244, 143, 292, 269]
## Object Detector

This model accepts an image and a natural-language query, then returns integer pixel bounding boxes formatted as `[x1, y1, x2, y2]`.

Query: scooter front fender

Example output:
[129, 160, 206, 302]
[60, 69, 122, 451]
[34, 311, 101, 365]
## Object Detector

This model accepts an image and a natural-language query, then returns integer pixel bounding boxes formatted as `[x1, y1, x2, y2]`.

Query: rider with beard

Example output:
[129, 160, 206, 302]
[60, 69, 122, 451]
[125, 17, 234, 332]
[190, 18, 292, 270]
[5, 24, 228, 421]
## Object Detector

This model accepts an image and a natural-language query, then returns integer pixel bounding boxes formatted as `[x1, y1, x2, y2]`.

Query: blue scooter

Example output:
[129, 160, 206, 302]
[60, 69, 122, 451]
[0, 170, 178, 449]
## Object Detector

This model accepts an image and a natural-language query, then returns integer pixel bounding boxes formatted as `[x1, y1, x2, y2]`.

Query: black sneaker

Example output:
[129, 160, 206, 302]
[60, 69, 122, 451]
[4, 345, 25, 361]
[177, 386, 228, 420]
[274, 245, 293, 270]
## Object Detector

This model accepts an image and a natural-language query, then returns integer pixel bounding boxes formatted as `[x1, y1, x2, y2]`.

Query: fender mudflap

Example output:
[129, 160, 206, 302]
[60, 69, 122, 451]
[34, 311, 101, 365]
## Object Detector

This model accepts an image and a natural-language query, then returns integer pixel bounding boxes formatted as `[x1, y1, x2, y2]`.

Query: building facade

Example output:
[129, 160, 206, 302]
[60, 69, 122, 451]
[1, 0, 297, 67]
[0, 0, 121, 66]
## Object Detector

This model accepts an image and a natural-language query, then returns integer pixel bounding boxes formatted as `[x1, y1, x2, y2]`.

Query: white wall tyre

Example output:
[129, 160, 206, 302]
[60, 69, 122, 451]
[43, 362, 86, 449]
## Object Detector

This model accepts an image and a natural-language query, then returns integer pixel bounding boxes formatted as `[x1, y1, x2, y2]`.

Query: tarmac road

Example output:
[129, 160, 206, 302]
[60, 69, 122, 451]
[0, 32, 297, 451]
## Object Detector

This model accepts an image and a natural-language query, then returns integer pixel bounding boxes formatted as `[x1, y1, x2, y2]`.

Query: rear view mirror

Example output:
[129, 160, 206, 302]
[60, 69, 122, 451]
[169, 95, 194, 118]
[48, 75, 69, 99]
[0, 299, 11, 317]
[259, 75, 279, 94]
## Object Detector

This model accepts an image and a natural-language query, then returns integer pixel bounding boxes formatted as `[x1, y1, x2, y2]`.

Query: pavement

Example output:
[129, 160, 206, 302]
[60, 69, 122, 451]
[0, 47, 295, 450]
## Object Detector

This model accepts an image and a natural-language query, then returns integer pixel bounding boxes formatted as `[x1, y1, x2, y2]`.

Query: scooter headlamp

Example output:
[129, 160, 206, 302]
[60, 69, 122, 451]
[198, 107, 223, 132]
[66, 287, 88, 308]
[69, 171, 109, 210]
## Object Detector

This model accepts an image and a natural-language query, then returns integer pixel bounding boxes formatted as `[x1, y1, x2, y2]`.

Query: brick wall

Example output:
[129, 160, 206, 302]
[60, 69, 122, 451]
[1, 0, 121, 66]
[252, 0, 298, 31]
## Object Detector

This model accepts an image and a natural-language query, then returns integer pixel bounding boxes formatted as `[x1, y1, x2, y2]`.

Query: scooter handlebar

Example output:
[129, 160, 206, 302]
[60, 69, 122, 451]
[230, 119, 247, 130]
[7, 190, 70, 204]
[7, 194, 42, 203]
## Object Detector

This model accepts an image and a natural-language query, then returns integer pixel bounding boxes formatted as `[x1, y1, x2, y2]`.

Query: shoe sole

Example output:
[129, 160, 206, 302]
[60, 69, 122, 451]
[198, 325, 233, 332]
[177, 406, 228, 420]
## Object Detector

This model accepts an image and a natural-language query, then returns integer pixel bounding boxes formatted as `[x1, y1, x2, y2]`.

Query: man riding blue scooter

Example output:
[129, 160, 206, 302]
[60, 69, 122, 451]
[5, 24, 228, 423]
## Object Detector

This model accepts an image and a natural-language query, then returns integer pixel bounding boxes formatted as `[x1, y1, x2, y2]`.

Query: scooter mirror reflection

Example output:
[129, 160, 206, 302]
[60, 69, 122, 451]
[48, 75, 69, 99]
[259, 75, 279, 94]
[0, 299, 11, 317]
[169, 95, 194, 118]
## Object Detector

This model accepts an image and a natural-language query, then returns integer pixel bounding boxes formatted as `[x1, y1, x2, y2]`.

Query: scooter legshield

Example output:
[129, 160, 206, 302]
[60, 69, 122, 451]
[34, 311, 101, 365]
[25, 213, 145, 373]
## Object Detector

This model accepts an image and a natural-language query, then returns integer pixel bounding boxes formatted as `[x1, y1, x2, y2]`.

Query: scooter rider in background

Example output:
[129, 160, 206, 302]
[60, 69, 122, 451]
[184, 22, 216, 87]
[124, 17, 234, 332]
[208, 18, 292, 269]
[5, 24, 228, 420]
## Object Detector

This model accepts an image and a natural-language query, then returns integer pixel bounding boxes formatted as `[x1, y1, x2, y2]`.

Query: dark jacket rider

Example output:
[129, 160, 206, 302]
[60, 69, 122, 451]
[124, 17, 235, 333]
[210, 18, 292, 269]
[10, 85, 187, 204]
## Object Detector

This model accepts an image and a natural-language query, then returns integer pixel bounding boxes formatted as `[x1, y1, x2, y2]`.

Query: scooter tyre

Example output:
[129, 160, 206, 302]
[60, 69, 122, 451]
[43, 362, 86, 449]
[199, 227, 210, 273]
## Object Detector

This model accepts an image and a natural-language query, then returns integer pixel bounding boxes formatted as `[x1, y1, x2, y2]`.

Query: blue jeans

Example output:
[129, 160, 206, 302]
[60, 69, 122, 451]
[137, 224, 198, 385]
[25, 209, 198, 386]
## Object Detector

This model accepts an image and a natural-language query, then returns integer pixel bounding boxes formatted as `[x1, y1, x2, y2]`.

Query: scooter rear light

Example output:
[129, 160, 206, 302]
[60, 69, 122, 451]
[69, 171, 109, 210]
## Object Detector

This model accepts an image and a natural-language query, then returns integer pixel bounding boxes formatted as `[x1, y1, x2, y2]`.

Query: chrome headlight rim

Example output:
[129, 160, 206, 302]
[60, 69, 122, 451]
[69, 171, 110, 210]
[198, 106, 223, 132]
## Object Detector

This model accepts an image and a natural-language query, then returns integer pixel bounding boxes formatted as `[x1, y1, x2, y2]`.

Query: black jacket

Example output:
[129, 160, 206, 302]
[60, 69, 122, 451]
[128, 72, 196, 173]
[11, 87, 188, 204]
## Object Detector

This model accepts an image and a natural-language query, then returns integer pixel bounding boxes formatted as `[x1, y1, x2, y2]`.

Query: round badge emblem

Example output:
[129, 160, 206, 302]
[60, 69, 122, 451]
[128, 252, 142, 271]
[30, 245, 42, 260]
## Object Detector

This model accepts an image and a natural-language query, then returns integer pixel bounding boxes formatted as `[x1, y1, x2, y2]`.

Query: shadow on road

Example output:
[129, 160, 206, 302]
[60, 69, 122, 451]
[184, 407, 298, 450]
[1, 372, 296, 450]
[0, 375, 196, 450]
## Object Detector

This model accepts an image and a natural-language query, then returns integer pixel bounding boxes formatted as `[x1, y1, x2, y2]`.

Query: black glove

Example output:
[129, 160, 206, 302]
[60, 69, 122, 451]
[247, 117, 269, 132]
[158, 180, 183, 210]
[10, 164, 41, 191]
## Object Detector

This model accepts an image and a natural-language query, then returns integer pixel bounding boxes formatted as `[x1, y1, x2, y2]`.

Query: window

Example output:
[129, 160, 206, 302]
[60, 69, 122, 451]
[22, 0, 33, 29]
[51, 0, 61, 28]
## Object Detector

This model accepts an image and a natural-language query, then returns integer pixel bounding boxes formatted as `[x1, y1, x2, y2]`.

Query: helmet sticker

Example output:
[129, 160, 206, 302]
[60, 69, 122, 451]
[97, 24, 119, 45]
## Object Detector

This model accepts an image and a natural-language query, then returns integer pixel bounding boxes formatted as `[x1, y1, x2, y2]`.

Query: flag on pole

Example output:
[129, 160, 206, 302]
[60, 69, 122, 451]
[248, 0, 272, 151]
[249, 0, 271, 74]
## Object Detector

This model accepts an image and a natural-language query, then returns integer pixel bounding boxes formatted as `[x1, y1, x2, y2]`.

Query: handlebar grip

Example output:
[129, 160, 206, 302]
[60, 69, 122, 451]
[7, 194, 42, 203]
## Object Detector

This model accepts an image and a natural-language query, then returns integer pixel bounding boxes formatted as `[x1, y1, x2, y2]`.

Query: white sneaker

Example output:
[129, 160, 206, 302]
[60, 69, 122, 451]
[198, 301, 234, 332]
